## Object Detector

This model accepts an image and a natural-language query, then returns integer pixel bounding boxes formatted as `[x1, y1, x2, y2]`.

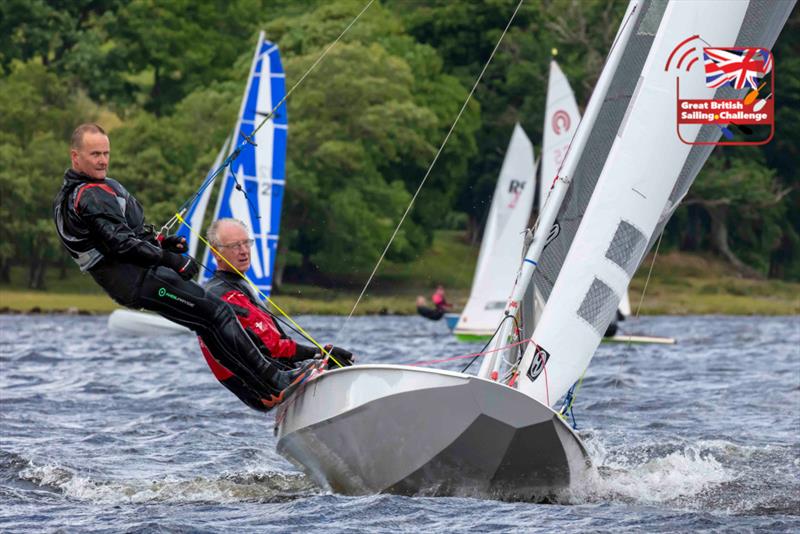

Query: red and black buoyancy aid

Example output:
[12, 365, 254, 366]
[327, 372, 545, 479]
[198, 270, 317, 410]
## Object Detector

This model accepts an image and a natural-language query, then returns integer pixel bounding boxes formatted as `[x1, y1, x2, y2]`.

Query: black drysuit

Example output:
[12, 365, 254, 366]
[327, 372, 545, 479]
[53, 168, 289, 401]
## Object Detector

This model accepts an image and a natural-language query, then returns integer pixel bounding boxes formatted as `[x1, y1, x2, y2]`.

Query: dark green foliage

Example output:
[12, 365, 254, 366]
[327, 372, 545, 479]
[1, 0, 798, 289]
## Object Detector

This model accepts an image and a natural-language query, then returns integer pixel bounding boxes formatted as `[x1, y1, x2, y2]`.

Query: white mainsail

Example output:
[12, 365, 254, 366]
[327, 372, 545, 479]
[454, 124, 536, 337]
[539, 58, 632, 320]
[515, 0, 794, 407]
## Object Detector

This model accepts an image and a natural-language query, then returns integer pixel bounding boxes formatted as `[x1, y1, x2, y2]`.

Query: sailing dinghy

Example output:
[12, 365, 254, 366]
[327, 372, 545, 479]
[451, 58, 667, 343]
[453, 124, 536, 342]
[276, 0, 792, 499]
[107, 32, 287, 336]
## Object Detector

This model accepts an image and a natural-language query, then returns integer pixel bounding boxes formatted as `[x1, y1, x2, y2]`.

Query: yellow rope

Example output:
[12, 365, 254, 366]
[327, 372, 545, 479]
[175, 213, 343, 368]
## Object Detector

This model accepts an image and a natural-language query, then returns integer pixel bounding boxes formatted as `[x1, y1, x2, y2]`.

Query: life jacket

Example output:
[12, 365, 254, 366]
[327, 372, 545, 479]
[204, 270, 301, 359]
[53, 169, 159, 271]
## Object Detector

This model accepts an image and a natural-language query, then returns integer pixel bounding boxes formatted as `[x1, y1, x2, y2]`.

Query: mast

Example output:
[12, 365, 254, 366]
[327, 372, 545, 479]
[478, 0, 641, 380]
[515, 0, 795, 407]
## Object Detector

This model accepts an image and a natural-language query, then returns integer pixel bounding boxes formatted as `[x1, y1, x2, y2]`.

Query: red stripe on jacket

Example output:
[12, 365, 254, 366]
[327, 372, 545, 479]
[74, 183, 116, 212]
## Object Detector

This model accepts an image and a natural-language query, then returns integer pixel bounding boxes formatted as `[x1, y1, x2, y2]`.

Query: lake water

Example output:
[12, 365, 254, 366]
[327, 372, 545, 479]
[1, 314, 798, 532]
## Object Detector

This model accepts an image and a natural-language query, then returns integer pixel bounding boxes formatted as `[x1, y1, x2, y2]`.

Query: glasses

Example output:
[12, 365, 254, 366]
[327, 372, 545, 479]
[218, 238, 254, 250]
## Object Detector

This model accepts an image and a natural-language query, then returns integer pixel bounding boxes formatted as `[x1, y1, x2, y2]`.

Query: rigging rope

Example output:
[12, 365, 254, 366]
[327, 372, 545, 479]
[336, 0, 526, 341]
[405, 336, 532, 367]
[460, 314, 519, 373]
[634, 229, 664, 319]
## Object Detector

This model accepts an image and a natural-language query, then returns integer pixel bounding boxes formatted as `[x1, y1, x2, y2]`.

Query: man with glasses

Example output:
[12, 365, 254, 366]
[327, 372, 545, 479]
[200, 218, 354, 411]
[54, 124, 320, 412]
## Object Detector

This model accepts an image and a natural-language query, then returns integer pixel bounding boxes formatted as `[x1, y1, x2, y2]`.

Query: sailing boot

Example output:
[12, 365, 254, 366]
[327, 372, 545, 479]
[260, 359, 325, 409]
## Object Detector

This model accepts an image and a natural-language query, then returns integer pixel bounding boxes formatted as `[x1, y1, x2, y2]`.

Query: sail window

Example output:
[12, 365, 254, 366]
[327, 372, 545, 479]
[605, 220, 647, 277]
[577, 278, 619, 335]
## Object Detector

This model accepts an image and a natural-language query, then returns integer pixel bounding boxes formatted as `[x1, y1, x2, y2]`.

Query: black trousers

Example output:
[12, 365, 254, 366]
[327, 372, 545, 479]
[417, 306, 444, 321]
[91, 261, 289, 399]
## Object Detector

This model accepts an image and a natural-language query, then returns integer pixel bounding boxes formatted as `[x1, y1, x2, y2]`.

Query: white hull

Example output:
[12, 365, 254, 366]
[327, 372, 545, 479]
[107, 309, 190, 336]
[275, 365, 590, 500]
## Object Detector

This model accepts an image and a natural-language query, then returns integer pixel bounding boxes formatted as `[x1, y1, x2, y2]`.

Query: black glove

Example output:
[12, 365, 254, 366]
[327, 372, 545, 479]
[323, 344, 354, 367]
[291, 344, 317, 362]
[160, 234, 188, 253]
[161, 250, 199, 281]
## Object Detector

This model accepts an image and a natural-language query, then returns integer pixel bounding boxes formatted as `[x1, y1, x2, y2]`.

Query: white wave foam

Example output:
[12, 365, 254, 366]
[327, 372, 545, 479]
[17, 460, 313, 504]
[562, 444, 733, 505]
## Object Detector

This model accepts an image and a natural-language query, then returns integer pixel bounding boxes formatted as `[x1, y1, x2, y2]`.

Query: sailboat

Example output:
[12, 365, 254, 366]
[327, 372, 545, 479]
[452, 125, 536, 341]
[107, 32, 288, 336]
[275, 0, 792, 499]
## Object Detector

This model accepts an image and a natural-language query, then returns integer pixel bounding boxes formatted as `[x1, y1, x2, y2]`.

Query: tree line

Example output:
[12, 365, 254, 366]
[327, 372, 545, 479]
[1, 0, 798, 290]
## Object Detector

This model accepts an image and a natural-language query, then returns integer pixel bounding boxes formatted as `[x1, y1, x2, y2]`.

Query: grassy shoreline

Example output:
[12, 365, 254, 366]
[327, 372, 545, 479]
[2, 272, 798, 317]
[1, 233, 798, 316]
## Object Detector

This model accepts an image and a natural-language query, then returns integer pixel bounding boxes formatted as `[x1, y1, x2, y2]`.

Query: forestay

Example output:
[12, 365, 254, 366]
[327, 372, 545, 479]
[455, 124, 536, 337]
[199, 32, 288, 295]
[517, 0, 795, 407]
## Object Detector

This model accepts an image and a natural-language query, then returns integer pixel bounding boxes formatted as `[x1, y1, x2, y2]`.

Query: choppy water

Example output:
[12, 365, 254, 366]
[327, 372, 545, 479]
[1, 314, 798, 532]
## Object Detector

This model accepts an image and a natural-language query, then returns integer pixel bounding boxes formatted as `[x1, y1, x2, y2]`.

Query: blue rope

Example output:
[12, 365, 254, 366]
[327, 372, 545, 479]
[560, 383, 579, 430]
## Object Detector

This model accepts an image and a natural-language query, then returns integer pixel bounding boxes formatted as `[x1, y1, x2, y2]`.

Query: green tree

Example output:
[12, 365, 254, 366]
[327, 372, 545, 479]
[398, 0, 627, 242]
[108, 0, 261, 115]
[110, 82, 240, 225]
[686, 153, 791, 277]
[0, 61, 94, 288]
[264, 0, 479, 280]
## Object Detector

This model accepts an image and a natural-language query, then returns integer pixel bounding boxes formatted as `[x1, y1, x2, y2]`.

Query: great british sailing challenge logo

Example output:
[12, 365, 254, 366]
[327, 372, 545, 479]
[666, 35, 775, 146]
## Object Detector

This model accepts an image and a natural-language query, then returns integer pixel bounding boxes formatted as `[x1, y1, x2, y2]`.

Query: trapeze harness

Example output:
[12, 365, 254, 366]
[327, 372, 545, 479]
[53, 169, 295, 406]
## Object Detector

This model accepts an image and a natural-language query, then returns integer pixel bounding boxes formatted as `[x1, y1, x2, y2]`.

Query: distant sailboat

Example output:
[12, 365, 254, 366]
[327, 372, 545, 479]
[451, 58, 663, 344]
[108, 32, 287, 335]
[453, 125, 536, 341]
[275, 0, 793, 499]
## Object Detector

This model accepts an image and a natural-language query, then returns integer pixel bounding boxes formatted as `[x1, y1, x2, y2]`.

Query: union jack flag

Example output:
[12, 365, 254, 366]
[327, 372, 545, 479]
[703, 47, 772, 90]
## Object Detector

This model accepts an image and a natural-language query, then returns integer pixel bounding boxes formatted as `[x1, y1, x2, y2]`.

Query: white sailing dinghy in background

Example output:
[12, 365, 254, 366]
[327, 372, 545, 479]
[276, 0, 793, 499]
[452, 125, 536, 342]
[450, 59, 574, 342]
[107, 32, 288, 336]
